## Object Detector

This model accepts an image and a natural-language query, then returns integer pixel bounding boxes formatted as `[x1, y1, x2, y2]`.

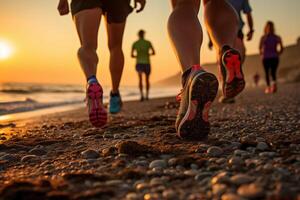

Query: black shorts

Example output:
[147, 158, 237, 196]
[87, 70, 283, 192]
[136, 64, 151, 75]
[71, 0, 133, 23]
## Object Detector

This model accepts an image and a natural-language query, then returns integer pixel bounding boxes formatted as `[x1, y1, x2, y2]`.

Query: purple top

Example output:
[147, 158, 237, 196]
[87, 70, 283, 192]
[261, 34, 281, 59]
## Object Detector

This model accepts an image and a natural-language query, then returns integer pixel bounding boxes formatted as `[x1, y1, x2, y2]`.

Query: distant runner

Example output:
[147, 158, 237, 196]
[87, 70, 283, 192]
[57, 0, 145, 127]
[259, 21, 284, 94]
[208, 0, 254, 103]
[131, 30, 155, 101]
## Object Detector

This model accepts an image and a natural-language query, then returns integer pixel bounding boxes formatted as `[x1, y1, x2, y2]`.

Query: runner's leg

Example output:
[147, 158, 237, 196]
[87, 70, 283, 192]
[204, 0, 239, 53]
[138, 72, 144, 100]
[168, 0, 202, 71]
[106, 21, 126, 93]
[145, 74, 150, 99]
[74, 8, 102, 79]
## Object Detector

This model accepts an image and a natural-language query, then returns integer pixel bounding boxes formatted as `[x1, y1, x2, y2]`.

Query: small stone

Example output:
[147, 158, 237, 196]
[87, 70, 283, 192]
[168, 158, 178, 166]
[149, 160, 167, 169]
[102, 147, 118, 156]
[162, 189, 178, 200]
[126, 192, 140, 200]
[211, 172, 230, 185]
[237, 183, 265, 199]
[190, 163, 198, 170]
[259, 152, 276, 158]
[29, 147, 47, 156]
[144, 193, 161, 200]
[234, 150, 249, 157]
[230, 174, 253, 185]
[228, 157, 244, 168]
[212, 184, 227, 197]
[136, 183, 149, 191]
[207, 146, 223, 157]
[105, 180, 123, 186]
[81, 149, 100, 159]
[184, 169, 198, 176]
[195, 172, 213, 181]
[21, 155, 40, 162]
[0, 154, 18, 162]
[150, 178, 164, 187]
[256, 142, 268, 151]
[222, 193, 246, 200]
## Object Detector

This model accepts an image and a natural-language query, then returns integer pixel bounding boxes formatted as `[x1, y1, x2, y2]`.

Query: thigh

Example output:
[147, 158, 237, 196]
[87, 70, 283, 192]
[106, 21, 126, 49]
[74, 8, 102, 49]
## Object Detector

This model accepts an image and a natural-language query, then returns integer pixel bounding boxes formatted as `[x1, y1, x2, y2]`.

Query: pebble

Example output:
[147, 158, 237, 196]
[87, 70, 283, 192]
[29, 147, 47, 156]
[126, 192, 140, 200]
[136, 183, 150, 191]
[162, 189, 177, 200]
[207, 146, 223, 157]
[212, 184, 227, 197]
[259, 152, 276, 158]
[233, 150, 249, 157]
[105, 180, 123, 186]
[21, 155, 40, 163]
[230, 174, 253, 185]
[195, 172, 213, 181]
[237, 183, 265, 199]
[149, 160, 167, 169]
[0, 154, 18, 162]
[228, 156, 244, 168]
[211, 172, 230, 185]
[168, 158, 178, 166]
[256, 142, 269, 151]
[144, 193, 161, 200]
[222, 193, 247, 200]
[81, 149, 100, 159]
[183, 169, 198, 176]
[149, 178, 164, 187]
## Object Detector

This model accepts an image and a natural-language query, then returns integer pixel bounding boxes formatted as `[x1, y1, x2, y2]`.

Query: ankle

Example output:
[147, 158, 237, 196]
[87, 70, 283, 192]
[87, 75, 98, 84]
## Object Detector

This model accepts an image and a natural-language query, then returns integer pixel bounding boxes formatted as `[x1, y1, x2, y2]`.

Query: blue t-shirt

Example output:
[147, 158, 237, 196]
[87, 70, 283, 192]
[227, 0, 252, 30]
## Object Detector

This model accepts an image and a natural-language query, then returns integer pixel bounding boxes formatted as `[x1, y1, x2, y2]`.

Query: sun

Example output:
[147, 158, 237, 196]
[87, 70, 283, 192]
[0, 40, 13, 60]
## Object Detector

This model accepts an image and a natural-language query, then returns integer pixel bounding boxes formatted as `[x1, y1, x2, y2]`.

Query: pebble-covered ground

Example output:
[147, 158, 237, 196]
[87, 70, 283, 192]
[0, 83, 299, 200]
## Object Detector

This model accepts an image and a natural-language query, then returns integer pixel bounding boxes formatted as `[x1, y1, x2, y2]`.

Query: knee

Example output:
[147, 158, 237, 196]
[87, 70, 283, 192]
[108, 41, 122, 53]
[78, 46, 97, 56]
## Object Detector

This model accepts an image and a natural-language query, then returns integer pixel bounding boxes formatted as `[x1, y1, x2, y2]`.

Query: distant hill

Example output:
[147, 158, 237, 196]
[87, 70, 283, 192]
[156, 41, 300, 86]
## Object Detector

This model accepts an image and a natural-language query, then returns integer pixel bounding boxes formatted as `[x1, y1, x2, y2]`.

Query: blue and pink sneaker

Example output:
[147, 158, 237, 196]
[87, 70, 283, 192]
[175, 65, 219, 140]
[86, 83, 107, 128]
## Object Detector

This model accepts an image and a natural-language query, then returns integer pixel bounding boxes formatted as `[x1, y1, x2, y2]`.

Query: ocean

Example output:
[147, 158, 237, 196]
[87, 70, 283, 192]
[0, 82, 180, 117]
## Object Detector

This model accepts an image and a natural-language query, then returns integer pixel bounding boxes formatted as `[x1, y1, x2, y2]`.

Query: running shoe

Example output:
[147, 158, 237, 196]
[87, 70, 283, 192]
[270, 82, 277, 93]
[220, 46, 245, 98]
[175, 65, 219, 140]
[265, 87, 271, 94]
[86, 83, 107, 128]
[109, 91, 123, 114]
[218, 96, 236, 104]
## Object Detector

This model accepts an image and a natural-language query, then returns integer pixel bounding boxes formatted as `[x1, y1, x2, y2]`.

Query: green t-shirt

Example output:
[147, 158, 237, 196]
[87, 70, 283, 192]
[132, 39, 152, 64]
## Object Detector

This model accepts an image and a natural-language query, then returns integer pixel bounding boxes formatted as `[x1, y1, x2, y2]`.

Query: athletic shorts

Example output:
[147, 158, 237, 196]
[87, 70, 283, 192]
[71, 0, 133, 23]
[136, 64, 151, 75]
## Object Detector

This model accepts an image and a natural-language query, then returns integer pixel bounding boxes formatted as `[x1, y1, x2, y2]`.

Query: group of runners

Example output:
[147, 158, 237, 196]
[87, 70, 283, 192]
[57, 0, 284, 140]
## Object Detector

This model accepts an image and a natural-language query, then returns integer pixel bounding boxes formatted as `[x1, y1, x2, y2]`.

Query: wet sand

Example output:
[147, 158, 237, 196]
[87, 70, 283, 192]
[0, 83, 299, 200]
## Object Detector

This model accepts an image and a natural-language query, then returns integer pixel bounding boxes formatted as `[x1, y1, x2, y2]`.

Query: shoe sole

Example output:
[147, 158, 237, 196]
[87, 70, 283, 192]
[177, 72, 219, 140]
[221, 50, 245, 98]
[87, 84, 107, 128]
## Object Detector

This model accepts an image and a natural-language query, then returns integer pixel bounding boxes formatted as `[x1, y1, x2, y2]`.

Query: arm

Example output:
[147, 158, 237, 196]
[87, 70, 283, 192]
[131, 45, 136, 58]
[246, 13, 254, 41]
[57, 0, 69, 16]
[150, 43, 156, 56]
[278, 36, 284, 55]
[259, 36, 264, 56]
[134, 0, 146, 13]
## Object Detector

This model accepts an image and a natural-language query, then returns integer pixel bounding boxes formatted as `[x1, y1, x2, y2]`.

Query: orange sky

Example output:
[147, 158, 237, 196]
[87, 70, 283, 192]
[0, 0, 299, 86]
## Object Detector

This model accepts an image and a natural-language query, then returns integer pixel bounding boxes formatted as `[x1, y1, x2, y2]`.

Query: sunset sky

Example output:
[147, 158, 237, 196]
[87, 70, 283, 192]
[0, 0, 299, 86]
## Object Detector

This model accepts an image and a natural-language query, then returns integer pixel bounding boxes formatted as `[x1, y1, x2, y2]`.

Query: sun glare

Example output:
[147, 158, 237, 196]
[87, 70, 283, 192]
[0, 40, 13, 60]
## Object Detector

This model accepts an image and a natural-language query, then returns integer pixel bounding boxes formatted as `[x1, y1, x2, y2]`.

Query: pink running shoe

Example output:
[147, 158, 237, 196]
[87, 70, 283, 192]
[86, 83, 107, 128]
[220, 46, 245, 98]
